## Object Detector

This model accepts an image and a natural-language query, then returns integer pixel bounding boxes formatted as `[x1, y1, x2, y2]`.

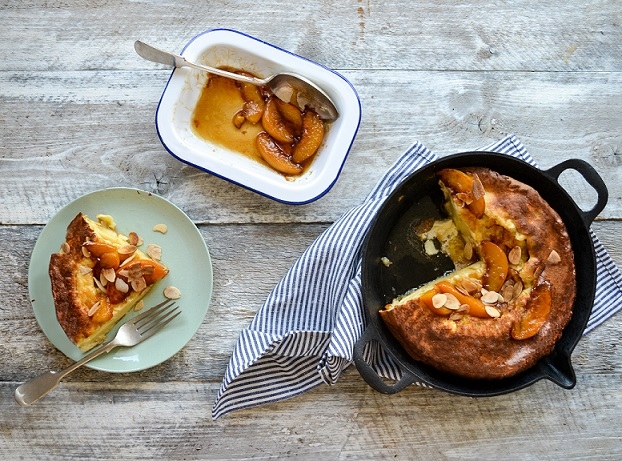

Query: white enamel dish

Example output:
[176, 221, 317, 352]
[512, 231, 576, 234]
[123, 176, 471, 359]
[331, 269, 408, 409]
[155, 28, 361, 205]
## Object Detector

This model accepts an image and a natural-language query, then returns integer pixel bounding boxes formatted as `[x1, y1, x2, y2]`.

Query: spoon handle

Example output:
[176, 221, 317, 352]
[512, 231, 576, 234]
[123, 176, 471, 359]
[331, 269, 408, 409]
[134, 40, 265, 86]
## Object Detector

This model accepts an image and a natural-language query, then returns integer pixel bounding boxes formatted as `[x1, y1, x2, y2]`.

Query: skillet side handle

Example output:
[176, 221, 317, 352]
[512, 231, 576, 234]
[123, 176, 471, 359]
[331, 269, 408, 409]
[544, 159, 609, 227]
[353, 326, 418, 394]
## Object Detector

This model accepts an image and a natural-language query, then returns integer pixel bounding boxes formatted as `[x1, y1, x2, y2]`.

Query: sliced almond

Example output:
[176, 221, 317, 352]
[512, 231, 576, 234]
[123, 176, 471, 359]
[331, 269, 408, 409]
[129, 231, 143, 246]
[460, 278, 481, 294]
[424, 239, 439, 256]
[82, 246, 91, 258]
[93, 276, 107, 294]
[78, 264, 93, 275]
[472, 174, 485, 199]
[88, 301, 101, 317]
[456, 192, 473, 205]
[444, 293, 461, 310]
[119, 252, 138, 267]
[512, 280, 524, 299]
[547, 250, 561, 264]
[118, 244, 137, 255]
[153, 223, 168, 234]
[60, 242, 70, 254]
[481, 290, 500, 304]
[146, 244, 162, 261]
[131, 276, 147, 293]
[501, 283, 515, 302]
[115, 277, 129, 293]
[101, 267, 116, 283]
[508, 246, 522, 265]
[134, 299, 145, 312]
[464, 242, 474, 260]
[432, 293, 448, 309]
[449, 312, 464, 321]
[485, 305, 501, 318]
[164, 286, 181, 299]
[458, 303, 471, 313]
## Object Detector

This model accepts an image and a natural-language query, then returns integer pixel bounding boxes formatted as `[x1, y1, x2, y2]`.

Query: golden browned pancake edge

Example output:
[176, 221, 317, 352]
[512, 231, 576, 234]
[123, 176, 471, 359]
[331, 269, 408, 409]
[49, 213, 96, 346]
[380, 167, 576, 380]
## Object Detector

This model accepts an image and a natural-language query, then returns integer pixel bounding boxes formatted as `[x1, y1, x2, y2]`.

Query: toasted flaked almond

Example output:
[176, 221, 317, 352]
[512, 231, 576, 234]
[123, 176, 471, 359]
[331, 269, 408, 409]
[129, 231, 143, 246]
[501, 283, 515, 302]
[141, 264, 155, 275]
[456, 192, 473, 205]
[547, 250, 561, 264]
[119, 252, 138, 267]
[93, 276, 106, 293]
[508, 246, 522, 265]
[131, 276, 147, 293]
[472, 174, 485, 199]
[118, 244, 137, 255]
[164, 286, 181, 299]
[463, 242, 473, 260]
[153, 223, 168, 234]
[455, 284, 469, 296]
[449, 312, 464, 321]
[513, 280, 524, 299]
[485, 305, 501, 318]
[460, 278, 481, 294]
[78, 264, 93, 275]
[432, 293, 448, 309]
[481, 290, 500, 304]
[134, 299, 145, 312]
[146, 244, 162, 261]
[444, 293, 461, 310]
[424, 239, 439, 256]
[115, 277, 129, 293]
[458, 303, 471, 313]
[60, 242, 70, 254]
[82, 246, 91, 258]
[101, 267, 116, 283]
[88, 301, 101, 317]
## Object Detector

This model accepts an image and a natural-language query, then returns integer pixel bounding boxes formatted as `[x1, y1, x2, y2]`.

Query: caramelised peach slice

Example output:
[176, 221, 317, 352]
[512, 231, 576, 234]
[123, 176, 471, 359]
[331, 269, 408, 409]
[236, 72, 265, 125]
[292, 110, 324, 164]
[438, 169, 485, 218]
[256, 132, 303, 175]
[83, 241, 116, 258]
[435, 281, 489, 318]
[511, 281, 552, 340]
[419, 287, 452, 316]
[481, 241, 509, 292]
[262, 96, 294, 143]
[275, 99, 303, 136]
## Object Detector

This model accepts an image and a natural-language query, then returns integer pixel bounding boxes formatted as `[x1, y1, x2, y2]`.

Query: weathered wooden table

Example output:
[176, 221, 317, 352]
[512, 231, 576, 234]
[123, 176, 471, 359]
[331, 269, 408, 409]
[1, 1, 620, 459]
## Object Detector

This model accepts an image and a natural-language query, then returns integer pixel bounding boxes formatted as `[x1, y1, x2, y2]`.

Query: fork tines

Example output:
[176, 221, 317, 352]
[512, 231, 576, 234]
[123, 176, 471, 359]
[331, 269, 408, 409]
[134, 300, 181, 338]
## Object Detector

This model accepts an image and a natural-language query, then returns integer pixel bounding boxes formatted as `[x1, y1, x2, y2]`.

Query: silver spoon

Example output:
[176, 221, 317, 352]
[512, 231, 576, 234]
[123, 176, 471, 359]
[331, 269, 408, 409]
[134, 40, 339, 121]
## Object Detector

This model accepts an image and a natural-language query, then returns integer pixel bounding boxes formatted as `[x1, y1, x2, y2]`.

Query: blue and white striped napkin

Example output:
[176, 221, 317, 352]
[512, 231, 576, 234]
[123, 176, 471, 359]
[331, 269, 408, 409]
[212, 134, 622, 419]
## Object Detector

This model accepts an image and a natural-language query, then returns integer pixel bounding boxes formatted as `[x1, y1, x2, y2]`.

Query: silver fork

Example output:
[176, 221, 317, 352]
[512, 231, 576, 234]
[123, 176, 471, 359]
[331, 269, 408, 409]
[15, 299, 180, 406]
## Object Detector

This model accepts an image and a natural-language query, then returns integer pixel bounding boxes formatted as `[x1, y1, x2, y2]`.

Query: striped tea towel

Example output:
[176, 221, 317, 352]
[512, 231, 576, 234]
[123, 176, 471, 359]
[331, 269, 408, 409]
[212, 134, 622, 419]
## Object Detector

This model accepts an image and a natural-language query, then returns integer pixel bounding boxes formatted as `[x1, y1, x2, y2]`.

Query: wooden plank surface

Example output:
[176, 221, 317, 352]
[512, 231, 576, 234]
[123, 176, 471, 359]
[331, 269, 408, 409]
[1, 0, 621, 459]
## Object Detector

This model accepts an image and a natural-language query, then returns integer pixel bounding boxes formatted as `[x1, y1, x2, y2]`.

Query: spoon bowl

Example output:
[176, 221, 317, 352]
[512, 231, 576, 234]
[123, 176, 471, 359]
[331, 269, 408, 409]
[134, 40, 339, 121]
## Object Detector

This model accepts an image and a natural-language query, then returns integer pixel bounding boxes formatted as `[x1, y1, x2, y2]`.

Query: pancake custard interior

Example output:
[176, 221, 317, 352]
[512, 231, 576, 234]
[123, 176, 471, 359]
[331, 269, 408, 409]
[49, 213, 169, 352]
[380, 167, 576, 379]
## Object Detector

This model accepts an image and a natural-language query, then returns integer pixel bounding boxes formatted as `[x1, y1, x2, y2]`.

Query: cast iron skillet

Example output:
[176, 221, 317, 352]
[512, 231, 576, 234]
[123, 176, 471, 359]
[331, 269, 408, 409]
[353, 152, 608, 396]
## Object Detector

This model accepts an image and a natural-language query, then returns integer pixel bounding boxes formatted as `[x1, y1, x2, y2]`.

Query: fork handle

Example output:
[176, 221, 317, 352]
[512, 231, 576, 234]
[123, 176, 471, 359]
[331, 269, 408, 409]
[14, 340, 118, 406]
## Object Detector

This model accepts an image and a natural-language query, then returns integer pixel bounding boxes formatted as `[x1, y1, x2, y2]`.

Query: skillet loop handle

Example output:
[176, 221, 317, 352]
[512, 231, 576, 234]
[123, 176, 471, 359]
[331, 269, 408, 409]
[353, 326, 418, 394]
[544, 159, 608, 227]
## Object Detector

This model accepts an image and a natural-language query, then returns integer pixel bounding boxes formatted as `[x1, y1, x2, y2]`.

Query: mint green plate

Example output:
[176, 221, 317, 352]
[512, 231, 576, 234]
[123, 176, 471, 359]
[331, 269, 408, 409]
[28, 188, 213, 372]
